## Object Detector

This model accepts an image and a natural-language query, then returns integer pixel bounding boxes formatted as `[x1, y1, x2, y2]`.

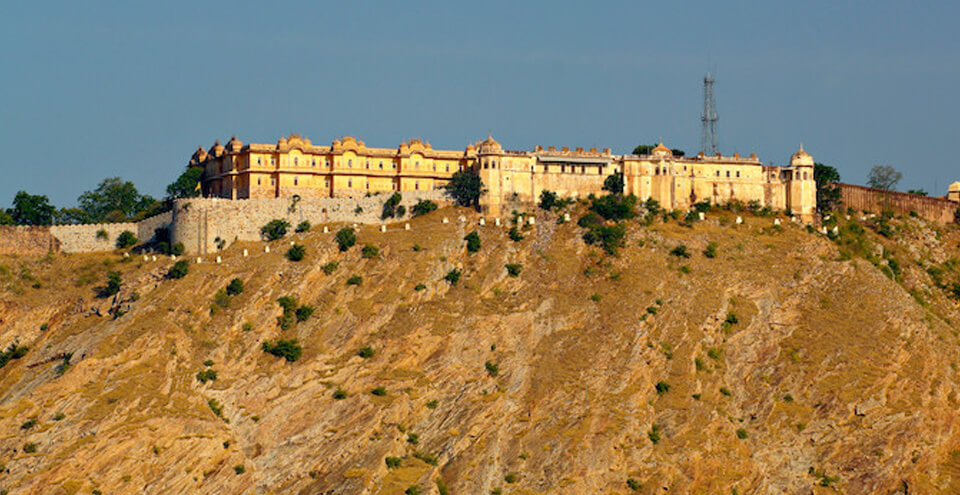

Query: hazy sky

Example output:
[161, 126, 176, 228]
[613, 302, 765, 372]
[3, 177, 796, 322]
[2, 1, 958, 206]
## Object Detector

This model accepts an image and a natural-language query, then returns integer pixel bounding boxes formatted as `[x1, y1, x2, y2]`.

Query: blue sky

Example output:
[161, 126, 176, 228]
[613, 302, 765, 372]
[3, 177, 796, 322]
[2, 1, 958, 206]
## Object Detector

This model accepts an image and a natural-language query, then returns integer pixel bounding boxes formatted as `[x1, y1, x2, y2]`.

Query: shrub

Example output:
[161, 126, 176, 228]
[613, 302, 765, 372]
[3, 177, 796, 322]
[21, 418, 37, 430]
[464, 231, 481, 253]
[286, 244, 306, 261]
[96, 229, 109, 240]
[404, 486, 421, 495]
[736, 428, 748, 439]
[203, 359, 214, 367]
[347, 275, 363, 286]
[295, 221, 311, 233]
[407, 433, 419, 445]
[385, 456, 402, 469]
[627, 478, 642, 491]
[196, 369, 218, 383]
[670, 245, 691, 258]
[371, 386, 387, 396]
[0, 343, 29, 369]
[582, 223, 626, 255]
[646, 306, 658, 315]
[358, 346, 374, 358]
[655, 381, 670, 395]
[648, 424, 661, 444]
[101, 271, 122, 297]
[412, 199, 438, 217]
[381, 192, 403, 219]
[578, 212, 604, 229]
[333, 388, 347, 400]
[277, 295, 298, 313]
[590, 293, 602, 302]
[505, 263, 522, 277]
[214, 289, 231, 308]
[234, 465, 245, 475]
[444, 269, 461, 286]
[603, 173, 624, 195]
[703, 242, 718, 258]
[707, 347, 721, 360]
[539, 190, 559, 210]
[262, 339, 302, 362]
[720, 386, 732, 397]
[225, 278, 244, 296]
[426, 400, 438, 409]
[414, 283, 426, 291]
[436, 478, 449, 495]
[485, 361, 499, 377]
[321, 261, 339, 275]
[508, 226, 524, 242]
[335, 227, 356, 251]
[261, 219, 291, 241]
[361, 244, 379, 258]
[23, 442, 37, 454]
[504, 473, 518, 484]
[590, 194, 637, 220]
[116, 231, 138, 249]
[167, 260, 189, 279]
[295, 305, 314, 322]
[53, 412, 65, 421]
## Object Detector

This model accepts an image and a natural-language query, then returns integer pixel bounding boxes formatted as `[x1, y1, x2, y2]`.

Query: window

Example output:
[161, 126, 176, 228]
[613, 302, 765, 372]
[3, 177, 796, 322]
[294, 157, 298, 166]
[270, 178, 275, 186]
[348, 179, 352, 188]
[257, 177, 261, 185]
[446, 164, 450, 172]
[415, 181, 419, 190]
[726, 171, 730, 178]
[325, 159, 330, 168]
[582, 166, 586, 174]
[348, 159, 352, 168]
[257, 157, 261, 165]
[271, 157, 275, 165]
[379, 161, 383, 169]
[294, 178, 298, 186]
[561, 165, 565, 173]
[736, 171, 740, 178]
[366, 183, 370, 189]
[416, 161, 420, 169]
[312, 159, 316, 167]
[366, 160, 370, 169]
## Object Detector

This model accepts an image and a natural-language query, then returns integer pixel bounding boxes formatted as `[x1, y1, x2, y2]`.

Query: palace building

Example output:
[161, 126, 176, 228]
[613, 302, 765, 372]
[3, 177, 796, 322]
[190, 133, 817, 221]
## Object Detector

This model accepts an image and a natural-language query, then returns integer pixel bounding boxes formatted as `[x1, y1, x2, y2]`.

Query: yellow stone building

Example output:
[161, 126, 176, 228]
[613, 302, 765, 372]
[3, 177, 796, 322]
[190, 134, 817, 221]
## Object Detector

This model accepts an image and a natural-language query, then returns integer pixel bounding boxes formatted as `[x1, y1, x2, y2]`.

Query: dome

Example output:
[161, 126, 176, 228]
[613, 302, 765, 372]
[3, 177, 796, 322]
[790, 144, 814, 166]
[209, 139, 225, 157]
[227, 135, 243, 152]
[651, 140, 673, 158]
[478, 135, 502, 154]
[949, 181, 960, 192]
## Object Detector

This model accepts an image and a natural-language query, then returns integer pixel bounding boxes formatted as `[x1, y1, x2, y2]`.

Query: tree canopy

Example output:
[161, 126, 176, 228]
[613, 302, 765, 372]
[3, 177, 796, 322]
[445, 171, 485, 209]
[7, 191, 56, 226]
[814, 163, 842, 213]
[77, 177, 160, 223]
[166, 167, 204, 199]
[867, 165, 902, 191]
[602, 174, 624, 195]
[632, 144, 685, 157]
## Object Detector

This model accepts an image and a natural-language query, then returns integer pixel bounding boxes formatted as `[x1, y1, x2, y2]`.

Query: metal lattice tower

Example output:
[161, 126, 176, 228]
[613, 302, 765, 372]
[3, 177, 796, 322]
[700, 72, 719, 155]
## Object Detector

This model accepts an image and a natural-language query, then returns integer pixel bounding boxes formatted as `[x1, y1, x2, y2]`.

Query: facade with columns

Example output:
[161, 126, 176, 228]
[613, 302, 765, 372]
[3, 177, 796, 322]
[190, 134, 818, 221]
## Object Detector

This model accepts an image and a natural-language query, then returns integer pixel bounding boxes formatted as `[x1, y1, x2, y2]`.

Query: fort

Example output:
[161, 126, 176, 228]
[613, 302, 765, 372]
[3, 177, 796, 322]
[1, 133, 958, 256]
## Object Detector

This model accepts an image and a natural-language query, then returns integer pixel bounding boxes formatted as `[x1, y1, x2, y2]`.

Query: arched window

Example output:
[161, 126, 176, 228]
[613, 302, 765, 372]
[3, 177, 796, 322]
[271, 157, 275, 165]
[348, 179, 352, 188]
[257, 157, 261, 165]
[446, 164, 450, 172]
[348, 159, 352, 168]
[736, 171, 740, 178]
[415, 181, 419, 190]
[416, 161, 420, 169]
[257, 177, 261, 185]
[294, 157, 298, 166]
[380, 161, 383, 169]
[715, 171, 720, 177]
[433, 164, 436, 171]
[294, 178, 298, 186]
[312, 159, 316, 167]
[366, 160, 370, 169]
[726, 171, 730, 178]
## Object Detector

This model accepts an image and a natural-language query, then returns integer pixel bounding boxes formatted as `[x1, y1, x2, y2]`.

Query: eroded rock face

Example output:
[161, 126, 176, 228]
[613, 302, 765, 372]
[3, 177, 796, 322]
[0, 208, 959, 494]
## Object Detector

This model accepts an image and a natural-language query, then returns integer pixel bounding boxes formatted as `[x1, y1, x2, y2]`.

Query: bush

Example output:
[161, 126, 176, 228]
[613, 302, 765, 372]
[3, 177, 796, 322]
[23, 442, 37, 454]
[720, 386, 732, 397]
[385, 456, 402, 469]
[261, 219, 291, 241]
[321, 261, 339, 275]
[404, 486, 421, 495]
[167, 260, 189, 279]
[226, 278, 244, 296]
[286, 244, 306, 261]
[414, 283, 426, 291]
[444, 269, 461, 286]
[505, 263, 522, 277]
[436, 478, 449, 495]
[262, 339, 302, 362]
[627, 479, 642, 491]
[655, 381, 670, 395]
[116, 231, 138, 249]
[381, 192, 403, 219]
[214, 289, 231, 308]
[603, 173, 624, 195]
[736, 428, 748, 439]
[234, 465, 245, 475]
[539, 190, 559, 210]
[670, 245, 691, 258]
[295, 221, 311, 233]
[464, 231, 481, 253]
[426, 400, 438, 409]
[407, 433, 420, 445]
[101, 271, 122, 297]
[412, 199, 438, 217]
[277, 295, 298, 312]
[508, 226, 524, 242]
[0, 343, 29, 369]
[504, 473, 518, 484]
[21, 418, 37, 430]
[583, 223, 626, 255]
[361, 244, 379, 258]
[295, 305, 314, 322]
[485, 361, 499, 377]
[196, 369, 218, 383]
[703, 242, 718, 258]
[333, 388, 347, 400]
[648, 423, 661, 444]
[335, 227, 356, 251]
[347, 275, 363, 286]
[358, 346, 375, 358]
[371, 386, 387, 396]
[590, 194, 637, 220]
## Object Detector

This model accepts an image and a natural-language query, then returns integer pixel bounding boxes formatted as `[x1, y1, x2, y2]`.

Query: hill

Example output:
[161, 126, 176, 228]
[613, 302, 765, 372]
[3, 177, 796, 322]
[0, 204, 959, 494]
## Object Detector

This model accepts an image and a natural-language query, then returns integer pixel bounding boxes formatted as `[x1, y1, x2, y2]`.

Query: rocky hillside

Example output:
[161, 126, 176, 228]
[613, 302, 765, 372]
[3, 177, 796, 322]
[1, 204, 960, 494]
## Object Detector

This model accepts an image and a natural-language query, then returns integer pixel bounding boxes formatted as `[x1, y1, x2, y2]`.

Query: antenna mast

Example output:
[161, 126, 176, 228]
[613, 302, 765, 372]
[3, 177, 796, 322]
[700, 72, 719, 155]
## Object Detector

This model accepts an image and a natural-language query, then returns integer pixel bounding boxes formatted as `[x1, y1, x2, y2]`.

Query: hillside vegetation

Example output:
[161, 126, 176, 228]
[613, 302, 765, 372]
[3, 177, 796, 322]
[1, 203, 960, 494]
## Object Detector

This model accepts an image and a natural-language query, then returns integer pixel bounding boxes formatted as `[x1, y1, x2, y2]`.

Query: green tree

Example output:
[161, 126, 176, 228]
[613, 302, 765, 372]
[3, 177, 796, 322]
[867, 165, 902, 191]
[814, 163, 842, 212]
[444, 171, 484, 209]
[77, 177, 158, 222]
[166, 167, 204, 199]
[603, 173, 624, 195]
[336, 227, 357, 251]
[632, 144, 655, 155]
[261, 219, 291, 241]
[115, 231, 138, 249]
[8, 191, 55, 225]
[906, 189, 928, 196]
[381, 192, 403, 219]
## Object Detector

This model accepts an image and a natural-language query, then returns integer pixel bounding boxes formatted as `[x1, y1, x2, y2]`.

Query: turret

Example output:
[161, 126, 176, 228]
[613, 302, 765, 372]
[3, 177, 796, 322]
[476, 135, 503, 217]
[949, 181, 960, 203]
[786, 144, 816, 222]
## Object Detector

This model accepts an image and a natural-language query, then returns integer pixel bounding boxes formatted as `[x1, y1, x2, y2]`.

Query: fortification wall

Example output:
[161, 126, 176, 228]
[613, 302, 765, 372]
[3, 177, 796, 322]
[42, 211, 173, 254]
[839, 183, 959, 224]
[0, 226, 60, 256]
[170, 191, 449, 254]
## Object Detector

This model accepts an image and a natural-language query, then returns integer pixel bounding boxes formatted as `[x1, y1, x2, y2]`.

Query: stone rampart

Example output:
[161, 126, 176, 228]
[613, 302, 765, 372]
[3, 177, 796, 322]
[838, 183, 959, 224]
[0, 226, 60, 256]
[45, 211, 173, 253]
[171, 191, 450, 254]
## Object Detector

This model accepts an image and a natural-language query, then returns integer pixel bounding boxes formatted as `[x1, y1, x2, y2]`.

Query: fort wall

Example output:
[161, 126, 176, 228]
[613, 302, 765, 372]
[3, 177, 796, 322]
[0, 226, 60, 256]
[171, 190, 449, 254]
[46, 211, 173, 253]
[838, 183, 959, 224]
